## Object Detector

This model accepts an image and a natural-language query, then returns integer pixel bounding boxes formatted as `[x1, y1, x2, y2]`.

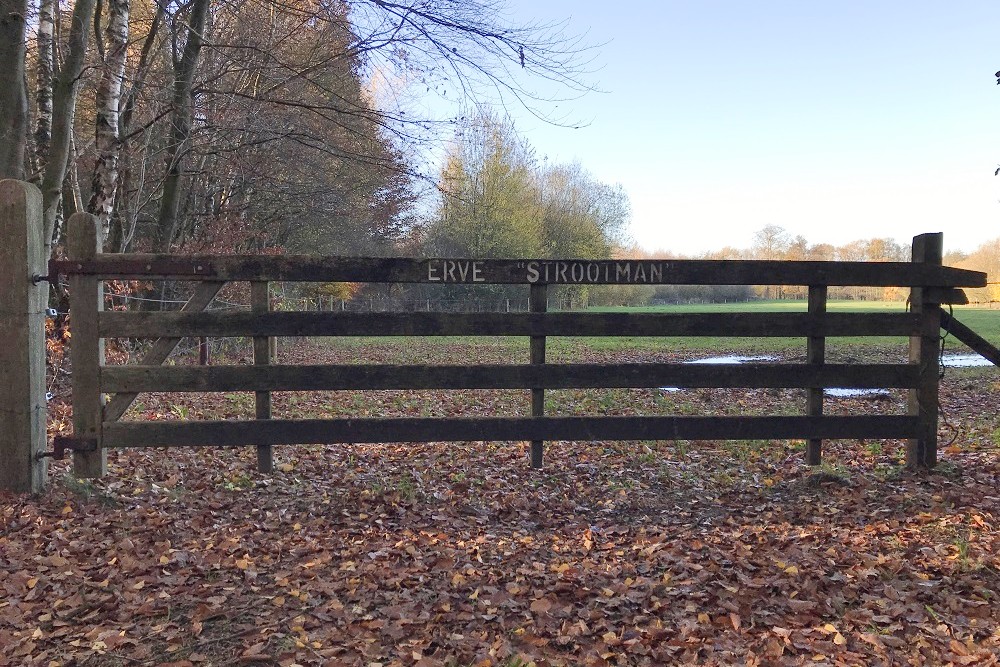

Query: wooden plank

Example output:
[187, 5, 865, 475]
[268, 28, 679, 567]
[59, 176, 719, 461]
[252, 281, 272, 473]
[0, 180, 47, 493]
[941, 312, 1000, 367]
[51, 255, 987, 287]
[925, 288, 969, 305]
[103, 280, 225, 423]
[102, 415, 922, 448]
[99, 310, 920, 339]
[100, 362, 920, 393]
[806, 285, 827, 465]
[530, 284, 546, 468]
[67, 213, 106, 478]
[907, 233, 943, 468]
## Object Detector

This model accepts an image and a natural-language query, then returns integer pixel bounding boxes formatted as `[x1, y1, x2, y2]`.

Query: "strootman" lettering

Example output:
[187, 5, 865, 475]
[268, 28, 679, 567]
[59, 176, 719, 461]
[525, 261, 669, 284]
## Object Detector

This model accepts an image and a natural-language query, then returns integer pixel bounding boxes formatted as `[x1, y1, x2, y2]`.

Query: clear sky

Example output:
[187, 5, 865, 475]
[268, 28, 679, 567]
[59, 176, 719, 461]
[492, 0, 1000, 257]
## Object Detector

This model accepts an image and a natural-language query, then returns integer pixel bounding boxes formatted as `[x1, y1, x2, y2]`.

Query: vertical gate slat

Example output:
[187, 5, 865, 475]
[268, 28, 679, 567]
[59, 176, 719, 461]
[908, 233, 943, 467]
[530, 284, 547, 468]
[806, 285, 827, 465]
[253, 281, 273, 472]
[68, 213, 106, 477]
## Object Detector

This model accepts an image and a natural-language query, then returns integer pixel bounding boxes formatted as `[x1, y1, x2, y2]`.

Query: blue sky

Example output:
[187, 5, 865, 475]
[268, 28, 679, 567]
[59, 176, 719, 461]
[491, 0, 1000, 256]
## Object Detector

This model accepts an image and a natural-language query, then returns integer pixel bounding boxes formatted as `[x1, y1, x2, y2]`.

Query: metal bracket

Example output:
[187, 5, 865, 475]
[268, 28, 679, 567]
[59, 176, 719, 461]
[38, 435, 99, 460]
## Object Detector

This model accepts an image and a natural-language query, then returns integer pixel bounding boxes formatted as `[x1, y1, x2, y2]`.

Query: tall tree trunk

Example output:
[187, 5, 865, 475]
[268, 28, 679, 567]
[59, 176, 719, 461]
[33, 0, 55, 182]
[88, 0, 131, 241]
[154, 0, 210, 252]
[40, 0, 98, 258]
[0, 0, 28, 180]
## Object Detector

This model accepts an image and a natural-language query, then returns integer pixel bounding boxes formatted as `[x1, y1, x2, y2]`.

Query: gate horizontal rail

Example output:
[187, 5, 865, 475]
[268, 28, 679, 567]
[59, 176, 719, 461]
[100, 362, 920, 393]
[51, 255, 983, 286]
[102, 415, 923, 449]
[99, 311, 920, 338]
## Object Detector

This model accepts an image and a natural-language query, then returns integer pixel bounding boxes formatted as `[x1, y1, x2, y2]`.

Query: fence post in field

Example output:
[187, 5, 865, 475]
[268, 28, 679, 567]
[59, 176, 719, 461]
[806, 285, 827, 465]
[252, 281, 273, 472]
[530, 283, 547, 468]
[68, 212, 106, 478]
[0, 180, 47, 493]
[908, 233, 943, 468]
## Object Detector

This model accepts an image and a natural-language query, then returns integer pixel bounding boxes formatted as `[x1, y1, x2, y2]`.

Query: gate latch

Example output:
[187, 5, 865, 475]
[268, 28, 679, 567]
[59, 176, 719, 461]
[38, 436, 98, 460]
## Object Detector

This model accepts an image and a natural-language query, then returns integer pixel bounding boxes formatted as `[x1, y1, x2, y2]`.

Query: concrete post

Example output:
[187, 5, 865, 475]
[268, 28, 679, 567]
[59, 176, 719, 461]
[0, 180, 48, 493]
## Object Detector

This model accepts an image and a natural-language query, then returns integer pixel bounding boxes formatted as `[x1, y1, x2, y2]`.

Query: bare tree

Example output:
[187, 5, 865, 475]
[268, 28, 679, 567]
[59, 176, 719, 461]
[87, 0, 131, 238]
[5, 0, 599, 264]
[153, 0, 210, 252]
[38, 0, 99, 256]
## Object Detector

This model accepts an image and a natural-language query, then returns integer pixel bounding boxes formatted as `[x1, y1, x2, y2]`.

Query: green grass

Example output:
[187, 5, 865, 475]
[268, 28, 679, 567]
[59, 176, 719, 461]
[319, 300, 1000, 357]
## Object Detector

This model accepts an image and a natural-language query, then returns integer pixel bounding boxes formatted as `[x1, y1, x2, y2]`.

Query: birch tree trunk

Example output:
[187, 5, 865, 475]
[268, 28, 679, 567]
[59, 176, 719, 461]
[0, 0, 28, 180]
[39, 0, 98, 258]
[33, 0, 55, 181]
[154, 0, 210, 252]
[87, 0, 131, 241]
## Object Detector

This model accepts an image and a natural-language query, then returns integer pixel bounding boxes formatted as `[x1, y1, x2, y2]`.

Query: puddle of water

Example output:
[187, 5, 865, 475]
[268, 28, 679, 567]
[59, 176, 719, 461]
[941, 353, 993, 368]
[658, 353, 995, 395]
[661, 355, 777, 391]
[686, 355, 778, 364]
[824, 387, 891, 397]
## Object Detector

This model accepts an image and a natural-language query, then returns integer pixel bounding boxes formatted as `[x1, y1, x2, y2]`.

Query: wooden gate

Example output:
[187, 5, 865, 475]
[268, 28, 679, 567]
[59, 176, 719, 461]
[47, 214, 988, 478]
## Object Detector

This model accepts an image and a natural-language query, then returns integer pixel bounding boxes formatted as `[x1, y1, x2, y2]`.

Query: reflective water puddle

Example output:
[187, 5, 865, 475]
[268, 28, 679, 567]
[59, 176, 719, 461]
[823, 387, 890, 397]
[658, 352, 996, 397]
[942, 353, 994, 368]
[661, 355, 776, 392]
[686, 355, 778, 365]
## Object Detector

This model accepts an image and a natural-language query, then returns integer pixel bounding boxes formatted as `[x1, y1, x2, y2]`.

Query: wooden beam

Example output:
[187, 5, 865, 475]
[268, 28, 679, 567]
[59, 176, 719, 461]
[99, 311, 920, 339]
[103, 415, 921, 448]
[51, 255, 987, 287]
[941, 312, 1000, 367]
[252, 281, 272, 472]
[908, 233, 943, 468]
[100, 362, 919, 393]
[67, 213, 106, 478]
[530, 284, 546, 468]
[806, 285, 827, 466]
[103, 280, 225, 423]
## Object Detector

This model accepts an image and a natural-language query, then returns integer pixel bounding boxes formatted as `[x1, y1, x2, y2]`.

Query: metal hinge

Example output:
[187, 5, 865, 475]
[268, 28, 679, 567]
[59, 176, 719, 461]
[37, 436, 98, 460]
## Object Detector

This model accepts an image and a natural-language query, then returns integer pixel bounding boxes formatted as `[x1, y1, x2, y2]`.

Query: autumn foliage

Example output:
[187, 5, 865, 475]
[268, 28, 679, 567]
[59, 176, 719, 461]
[3, 339, 1000, 665]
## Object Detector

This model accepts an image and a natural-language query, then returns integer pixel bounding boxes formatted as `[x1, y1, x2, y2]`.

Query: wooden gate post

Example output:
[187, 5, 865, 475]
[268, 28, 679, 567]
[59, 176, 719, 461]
[68, 213, 106, 478]
[908, 233, 943, 468]
[0, 180, 47, 493]
[529, 284, 547, 468]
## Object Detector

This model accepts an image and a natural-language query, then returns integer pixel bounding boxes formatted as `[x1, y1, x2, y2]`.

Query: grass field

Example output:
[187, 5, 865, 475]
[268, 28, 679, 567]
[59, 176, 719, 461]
[323, 300, 1000, 357]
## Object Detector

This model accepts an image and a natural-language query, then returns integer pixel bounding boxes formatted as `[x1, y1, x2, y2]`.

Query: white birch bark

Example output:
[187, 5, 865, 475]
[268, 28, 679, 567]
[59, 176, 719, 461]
[33, 0, 55, 180]
[87, 0, 131, 239]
